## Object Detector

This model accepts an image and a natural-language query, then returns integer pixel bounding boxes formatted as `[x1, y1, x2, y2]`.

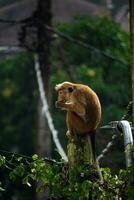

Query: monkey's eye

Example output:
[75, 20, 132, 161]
[68, 87, 73, 93]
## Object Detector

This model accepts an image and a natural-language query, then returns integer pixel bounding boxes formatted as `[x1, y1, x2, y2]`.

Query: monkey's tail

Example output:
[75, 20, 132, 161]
[90, 130, 96, 163]
[88, 130, 104, 184]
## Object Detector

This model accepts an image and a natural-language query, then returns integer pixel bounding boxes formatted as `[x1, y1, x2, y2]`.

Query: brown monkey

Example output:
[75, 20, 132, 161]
[55, 81, 101, 136]
[55, 81, 103, 182]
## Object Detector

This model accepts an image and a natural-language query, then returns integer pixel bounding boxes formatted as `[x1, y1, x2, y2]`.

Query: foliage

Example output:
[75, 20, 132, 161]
[0, 53, 36, 154]
[0, 152, 134, 199]
[0, 53, 37, 199]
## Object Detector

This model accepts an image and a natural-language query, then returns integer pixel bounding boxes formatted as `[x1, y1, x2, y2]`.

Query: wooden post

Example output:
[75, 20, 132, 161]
[67, 132, 103, 185]
[67, 135, 93, 170]
[35, 0, 52, 199]
[129, 0, 134, 123]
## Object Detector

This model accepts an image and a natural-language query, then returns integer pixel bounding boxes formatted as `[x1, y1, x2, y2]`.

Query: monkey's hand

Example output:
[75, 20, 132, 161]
[56, 101, 86, 118]
[55, 101, 66, 109]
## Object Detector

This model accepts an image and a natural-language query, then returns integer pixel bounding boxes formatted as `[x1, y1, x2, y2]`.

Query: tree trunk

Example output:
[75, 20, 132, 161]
[129, 0, 134, 123]
[35, 0, 52, 199]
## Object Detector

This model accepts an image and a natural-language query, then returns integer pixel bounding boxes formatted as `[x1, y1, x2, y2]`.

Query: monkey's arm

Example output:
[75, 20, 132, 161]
[56, 101, 85, 117]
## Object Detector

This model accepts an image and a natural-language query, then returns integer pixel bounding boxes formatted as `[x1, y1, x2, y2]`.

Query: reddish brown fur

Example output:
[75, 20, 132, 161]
[55, 82, 101, 136]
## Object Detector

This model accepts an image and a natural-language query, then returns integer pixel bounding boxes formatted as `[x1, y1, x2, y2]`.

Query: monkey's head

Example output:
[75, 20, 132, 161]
[55, 82, 75, 108]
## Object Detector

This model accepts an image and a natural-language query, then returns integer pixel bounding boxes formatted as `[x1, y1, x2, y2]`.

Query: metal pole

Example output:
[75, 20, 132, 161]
[117, 120, 133, 168]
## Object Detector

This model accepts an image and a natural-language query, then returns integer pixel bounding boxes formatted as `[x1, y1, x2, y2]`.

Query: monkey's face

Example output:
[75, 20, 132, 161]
[55, 82, 75, 108]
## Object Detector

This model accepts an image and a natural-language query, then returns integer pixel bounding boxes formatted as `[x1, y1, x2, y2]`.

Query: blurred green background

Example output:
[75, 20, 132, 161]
[0, 16, 132, 199]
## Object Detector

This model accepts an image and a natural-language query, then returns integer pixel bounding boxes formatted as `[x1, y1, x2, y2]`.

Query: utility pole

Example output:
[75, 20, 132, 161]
[35, 0, 52, 200]
[129, 0, 134, 123]
[35, 0, 52, 158]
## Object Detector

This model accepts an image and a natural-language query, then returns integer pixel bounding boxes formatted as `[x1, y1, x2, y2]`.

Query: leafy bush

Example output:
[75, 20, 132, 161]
[0, 153, 134, 199]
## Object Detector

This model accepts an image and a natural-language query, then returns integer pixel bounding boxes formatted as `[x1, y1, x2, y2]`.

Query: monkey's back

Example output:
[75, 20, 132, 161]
[67, 84, 101, 135]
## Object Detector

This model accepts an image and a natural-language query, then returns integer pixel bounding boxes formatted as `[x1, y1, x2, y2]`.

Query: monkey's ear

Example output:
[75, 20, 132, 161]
[68, 87, 74, 93]
[55, 84, 61, 91]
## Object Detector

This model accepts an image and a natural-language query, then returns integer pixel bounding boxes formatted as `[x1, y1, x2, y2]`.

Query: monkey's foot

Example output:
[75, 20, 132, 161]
[66, 130, 71, 138]
[66, 131, 73, 142]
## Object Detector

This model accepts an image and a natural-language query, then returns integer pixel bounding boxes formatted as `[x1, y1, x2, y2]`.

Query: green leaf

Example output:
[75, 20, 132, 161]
[0, 155, 6, 167]
[32, 154, 38, 161]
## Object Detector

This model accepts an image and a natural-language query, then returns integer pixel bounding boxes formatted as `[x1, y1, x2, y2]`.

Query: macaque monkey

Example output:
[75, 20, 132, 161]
[55, 81, 101, 136]
[55, 81, 103, 182]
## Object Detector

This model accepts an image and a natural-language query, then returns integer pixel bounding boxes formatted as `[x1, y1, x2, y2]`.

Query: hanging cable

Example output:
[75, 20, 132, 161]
[34, 54, 68, 162]
[0, 45, 25, 53]
[0, 149, 56, 164]
[44, 25, 129, 66]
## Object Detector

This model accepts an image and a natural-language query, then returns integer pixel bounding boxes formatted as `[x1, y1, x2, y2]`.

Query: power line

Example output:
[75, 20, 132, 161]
[0, 45, 25, 53]
[0, 18, 130, 66]
[0, 149, 56, 164]
[44, 25, 130, 66]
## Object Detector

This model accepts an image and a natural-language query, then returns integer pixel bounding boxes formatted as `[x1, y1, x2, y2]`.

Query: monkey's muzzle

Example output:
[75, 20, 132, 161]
[55, 101, 60, 108]
[55, 100, 66, 110]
